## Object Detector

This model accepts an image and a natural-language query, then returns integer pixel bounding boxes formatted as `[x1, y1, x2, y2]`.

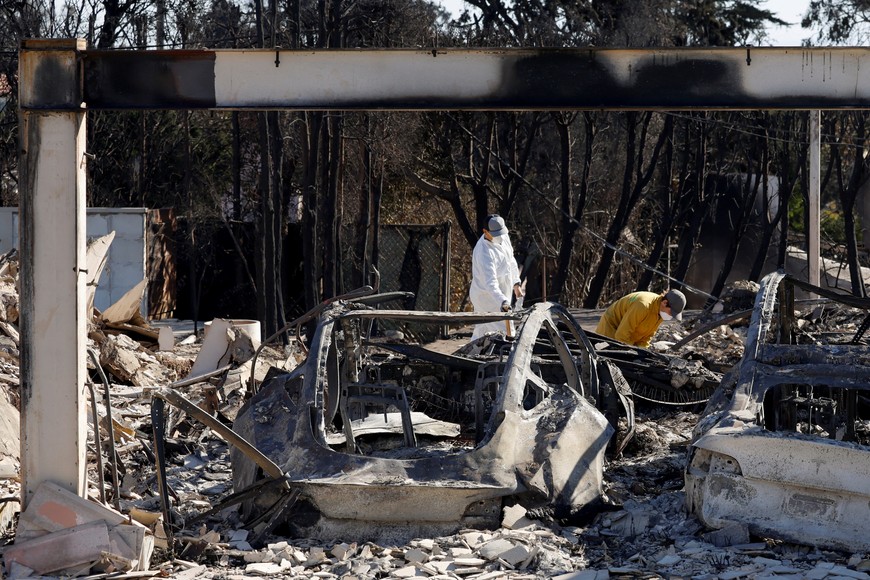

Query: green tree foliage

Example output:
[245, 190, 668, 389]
[804, 0, 870, 44]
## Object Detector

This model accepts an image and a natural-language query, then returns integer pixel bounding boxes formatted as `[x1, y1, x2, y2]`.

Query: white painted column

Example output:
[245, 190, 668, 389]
[19, 103, 88, 500]
[808, 111, 821, 289]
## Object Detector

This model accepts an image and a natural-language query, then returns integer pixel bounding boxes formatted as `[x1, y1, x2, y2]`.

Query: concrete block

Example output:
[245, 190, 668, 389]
[502, 504, 534, 529]
[499, 544, 531, 566]
[392, 565, 422, 578]
[3, 519, 110, 575]
[245, 562, 284, 575]
[702, 522, 750, 547]
[405, 548, 428, 563]
[18, 480, 126, 535]
[479, 538, 515, 561]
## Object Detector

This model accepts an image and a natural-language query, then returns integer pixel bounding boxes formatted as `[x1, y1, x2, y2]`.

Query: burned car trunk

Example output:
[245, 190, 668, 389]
[686, 271, 870, 552]
[231, 301, 629, 542]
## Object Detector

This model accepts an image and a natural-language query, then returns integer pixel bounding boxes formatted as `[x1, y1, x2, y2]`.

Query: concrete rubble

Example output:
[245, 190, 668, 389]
[0, 253, 867, 576]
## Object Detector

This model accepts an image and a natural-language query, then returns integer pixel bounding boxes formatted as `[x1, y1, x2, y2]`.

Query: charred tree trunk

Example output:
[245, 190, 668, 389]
[708, 149, 766, 303]
[268, 110, 286, 335]
[361, 117, 373, 290]
[551, 113, 576, 303]
[325, 113, 343, 295]
[302, 112, 324, 312]
[372, 163, 384, 287]
[501, 113, 542, 215]
[551, 114, 573, 303]
[750, 114, 802, 281]
[583, 113, 670, 308]
[472, 114, 495, 232]
[839, 113, 867, 297]
[672, 116, 711, 286]
[255, 113, 273, 332]
[637, 117, 676, 291]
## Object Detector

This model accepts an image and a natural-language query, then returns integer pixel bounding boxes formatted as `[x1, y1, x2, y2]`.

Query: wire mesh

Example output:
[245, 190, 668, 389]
[342, 223, 450, 343]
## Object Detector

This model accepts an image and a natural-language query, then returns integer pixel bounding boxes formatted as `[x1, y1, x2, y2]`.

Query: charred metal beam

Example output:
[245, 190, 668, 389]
[186, 475, 291, 527]
[670, 309, 752, 350]
[87, 349, 121, 512]
[22, 47, 870, 112]
[785, 275, 870, 309]
[150, 396, 174, 555]
[759, 344, 870, 365]
[152, 388, 284, 479]
[340, 309, 522, 323]
[373, 342, 481, 371]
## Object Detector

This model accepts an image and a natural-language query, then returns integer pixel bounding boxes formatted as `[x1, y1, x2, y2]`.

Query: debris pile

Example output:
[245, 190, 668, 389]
[711, 280, 761, 314]
[0, 252, 869, 577]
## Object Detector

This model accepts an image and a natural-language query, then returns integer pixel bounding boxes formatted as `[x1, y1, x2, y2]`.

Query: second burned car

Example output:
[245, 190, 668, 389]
[686, 271, 870, 552]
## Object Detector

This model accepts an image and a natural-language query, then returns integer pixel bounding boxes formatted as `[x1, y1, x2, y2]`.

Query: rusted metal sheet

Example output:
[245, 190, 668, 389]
[26, 46, 870, 111]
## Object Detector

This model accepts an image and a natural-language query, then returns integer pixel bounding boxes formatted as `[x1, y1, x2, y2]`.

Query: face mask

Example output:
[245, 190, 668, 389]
[660, 311, 673, 321]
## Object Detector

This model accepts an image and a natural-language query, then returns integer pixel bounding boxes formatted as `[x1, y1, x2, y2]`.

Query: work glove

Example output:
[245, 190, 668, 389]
[501, 300, 511, 312]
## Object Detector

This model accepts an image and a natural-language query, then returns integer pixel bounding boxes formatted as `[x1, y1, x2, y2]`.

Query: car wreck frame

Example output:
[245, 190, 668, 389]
[229, 299, 633, 542]
[685, 270, 870, 552]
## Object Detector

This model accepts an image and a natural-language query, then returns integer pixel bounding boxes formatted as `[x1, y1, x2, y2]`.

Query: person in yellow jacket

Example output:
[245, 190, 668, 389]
[595, 289, 686, 348]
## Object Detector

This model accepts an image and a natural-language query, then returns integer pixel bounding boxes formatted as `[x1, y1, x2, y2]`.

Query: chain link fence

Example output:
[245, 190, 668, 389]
[342, 223, 450, 342]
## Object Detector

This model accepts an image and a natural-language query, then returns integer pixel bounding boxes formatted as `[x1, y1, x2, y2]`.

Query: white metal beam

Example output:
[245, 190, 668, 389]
[19, 109, 88, 503]
[75, 47, 870, 111]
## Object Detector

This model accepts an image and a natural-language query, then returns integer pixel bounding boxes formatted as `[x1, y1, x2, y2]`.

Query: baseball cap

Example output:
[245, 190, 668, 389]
[487, 215, 508, 237]
[664, 289, 686, 321]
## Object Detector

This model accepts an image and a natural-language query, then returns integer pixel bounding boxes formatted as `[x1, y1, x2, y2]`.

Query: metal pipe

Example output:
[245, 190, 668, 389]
[87, 348, 121, 512]
[84, 379, 106, 505]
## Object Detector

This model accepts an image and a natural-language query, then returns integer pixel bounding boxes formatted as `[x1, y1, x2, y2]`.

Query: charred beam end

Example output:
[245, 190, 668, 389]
[151, 387, 284, 479]
[19, 39, 87, 110]
[83, 51, 217, 109]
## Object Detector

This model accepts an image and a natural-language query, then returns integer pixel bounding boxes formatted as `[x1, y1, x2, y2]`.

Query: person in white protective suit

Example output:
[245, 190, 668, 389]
[469, 215, 524, 339]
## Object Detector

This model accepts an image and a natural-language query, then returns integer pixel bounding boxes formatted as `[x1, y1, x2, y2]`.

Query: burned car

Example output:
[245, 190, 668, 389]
[685, 271, 870, 552]
[230, 299, 633, 541]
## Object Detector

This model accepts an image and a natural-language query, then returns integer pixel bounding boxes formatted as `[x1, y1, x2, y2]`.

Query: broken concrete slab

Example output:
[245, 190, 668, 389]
[189, 318, 259, 381]
[86, 232, 115, 318]
[3, 519, 111, 575]
[479, 538, 516, 561]
[702, 522, 751, 547]
[158, 326, 175, 351]
[99, 333, 143, 383]
[16, 480, 127, 538]
[502, 504, 535, 530]
[0, 387, 18, 460]
[101, 278, 147, 325]
[10, 481, 153, 573]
